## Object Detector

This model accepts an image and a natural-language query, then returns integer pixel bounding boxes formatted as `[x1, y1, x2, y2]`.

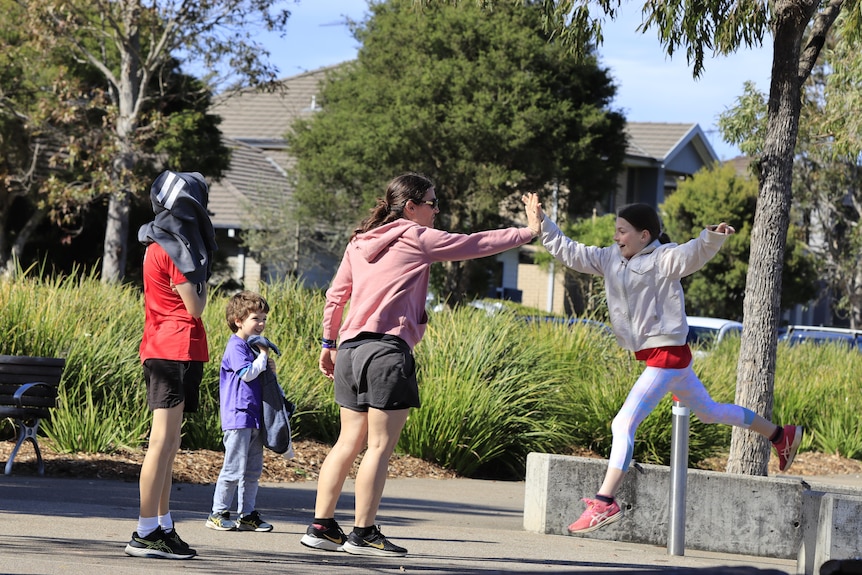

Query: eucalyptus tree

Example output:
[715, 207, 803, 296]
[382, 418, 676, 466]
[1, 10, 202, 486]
[721, 24, 862, 330]
[440, 0, 856, 475]
[0, 0, 230, 276]
[18, 0, 291, 282]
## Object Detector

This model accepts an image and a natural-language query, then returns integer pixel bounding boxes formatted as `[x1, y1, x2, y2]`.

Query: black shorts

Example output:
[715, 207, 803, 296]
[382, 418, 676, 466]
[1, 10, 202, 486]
[143, 359, 203, 412]
[334, 335, 419, 411]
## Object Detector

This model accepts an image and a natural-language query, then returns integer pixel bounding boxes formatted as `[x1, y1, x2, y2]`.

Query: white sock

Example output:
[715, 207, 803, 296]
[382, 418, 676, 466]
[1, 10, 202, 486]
[159, 512, 174, 533]
[137, 516, 160, 537]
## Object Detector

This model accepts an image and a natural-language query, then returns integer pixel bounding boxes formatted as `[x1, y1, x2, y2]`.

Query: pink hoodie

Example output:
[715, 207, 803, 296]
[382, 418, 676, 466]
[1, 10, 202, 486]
[323, 219, 534, 350]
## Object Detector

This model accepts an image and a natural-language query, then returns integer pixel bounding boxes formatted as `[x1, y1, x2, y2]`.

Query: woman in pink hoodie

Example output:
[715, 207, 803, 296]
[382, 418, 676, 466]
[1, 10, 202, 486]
[300, 172, 543, 557]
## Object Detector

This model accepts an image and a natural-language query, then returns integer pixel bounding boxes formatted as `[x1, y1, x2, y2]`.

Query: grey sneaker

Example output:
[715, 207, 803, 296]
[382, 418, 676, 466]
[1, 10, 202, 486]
[237, 510, 273, 532]
[205, 511, 237, 531]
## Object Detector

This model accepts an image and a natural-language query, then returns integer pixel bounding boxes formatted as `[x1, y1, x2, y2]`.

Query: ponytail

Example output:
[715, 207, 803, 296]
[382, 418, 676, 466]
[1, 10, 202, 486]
[350, 172, 435, 241]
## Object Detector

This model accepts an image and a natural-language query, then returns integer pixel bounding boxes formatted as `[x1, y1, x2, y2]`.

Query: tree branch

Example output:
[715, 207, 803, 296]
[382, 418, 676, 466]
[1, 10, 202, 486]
[798, 0, 845, 84]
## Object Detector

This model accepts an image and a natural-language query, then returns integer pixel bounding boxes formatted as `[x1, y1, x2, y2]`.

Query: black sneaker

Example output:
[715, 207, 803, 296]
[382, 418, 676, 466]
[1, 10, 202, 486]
[342, 525, 407, 557]
[237, 510, 273, 532]
[300, 521, 347, 551]
[164, 528, 196, 555]
[124, 527, 196, 559]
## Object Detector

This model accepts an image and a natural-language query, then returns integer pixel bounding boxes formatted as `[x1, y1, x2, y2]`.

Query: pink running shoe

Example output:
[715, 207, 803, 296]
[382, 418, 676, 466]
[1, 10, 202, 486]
[567, 498, 623, 534]
[773, 425, 803, 472]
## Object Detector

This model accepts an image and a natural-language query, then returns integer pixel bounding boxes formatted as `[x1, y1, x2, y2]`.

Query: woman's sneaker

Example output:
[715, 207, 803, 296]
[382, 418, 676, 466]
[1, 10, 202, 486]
[164, 528, 195, 555]
[300, 521, 347, 551]
[206, 511, 237, 531]
[124, 527, 196, 559]
[342, 525, 407, 557]
[237, 510, 273, 532]
[567, 498, 623, 534]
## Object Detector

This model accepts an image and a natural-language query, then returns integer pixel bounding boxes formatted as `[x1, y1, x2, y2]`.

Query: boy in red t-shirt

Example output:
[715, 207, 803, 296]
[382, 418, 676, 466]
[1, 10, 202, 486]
[125, 171, 216, 560]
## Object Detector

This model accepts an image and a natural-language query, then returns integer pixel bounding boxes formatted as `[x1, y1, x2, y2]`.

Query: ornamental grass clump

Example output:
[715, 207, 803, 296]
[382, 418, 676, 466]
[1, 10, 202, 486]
[402, 307, 575, 477]
[3, 269, 862, 477]
[775, 341, 862, 457]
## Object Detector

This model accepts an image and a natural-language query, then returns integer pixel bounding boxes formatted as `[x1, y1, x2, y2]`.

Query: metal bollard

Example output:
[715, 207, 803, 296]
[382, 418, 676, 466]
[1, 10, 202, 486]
[668, 397, 690, 556]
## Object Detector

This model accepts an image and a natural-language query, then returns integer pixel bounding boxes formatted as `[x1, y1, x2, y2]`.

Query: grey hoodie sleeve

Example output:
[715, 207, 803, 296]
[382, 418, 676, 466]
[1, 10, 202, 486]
[540, 217, 608, 276]
[658, 228, 727, 279]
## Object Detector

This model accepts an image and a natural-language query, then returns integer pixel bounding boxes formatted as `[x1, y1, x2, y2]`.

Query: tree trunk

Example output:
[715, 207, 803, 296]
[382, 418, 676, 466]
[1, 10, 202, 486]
[100, 0, 141, 284]
[102, 189, 131, 283]
[0, 203, 43, 279]
[727, 2, 814, 475]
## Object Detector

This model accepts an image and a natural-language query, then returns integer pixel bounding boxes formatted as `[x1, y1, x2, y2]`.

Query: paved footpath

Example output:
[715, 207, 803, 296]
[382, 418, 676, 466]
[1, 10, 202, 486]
[2, 471, 854, 575]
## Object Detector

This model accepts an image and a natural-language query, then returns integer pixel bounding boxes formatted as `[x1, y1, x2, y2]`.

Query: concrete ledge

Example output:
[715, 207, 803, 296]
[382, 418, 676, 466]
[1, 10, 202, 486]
[524, 452, 862, 571]
[799, 491, 862, 575]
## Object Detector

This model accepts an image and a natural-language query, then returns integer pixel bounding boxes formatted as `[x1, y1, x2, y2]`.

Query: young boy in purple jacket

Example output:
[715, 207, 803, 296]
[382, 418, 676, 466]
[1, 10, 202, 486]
[206, 291, 276, 533]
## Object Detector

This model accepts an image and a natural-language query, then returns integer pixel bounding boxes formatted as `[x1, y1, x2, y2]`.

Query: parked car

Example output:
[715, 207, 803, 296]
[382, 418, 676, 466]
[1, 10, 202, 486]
[686, 316, 743, 347]
[778, 325, 862, 350]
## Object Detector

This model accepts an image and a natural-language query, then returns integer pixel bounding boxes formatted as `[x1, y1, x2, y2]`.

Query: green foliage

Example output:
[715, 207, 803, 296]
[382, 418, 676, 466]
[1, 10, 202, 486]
[661, 163, 818, 319]
[2, 0, 288, 282]
[531, 212, 615, 318]
[773, 341, 862, 457]
[3, 271, 862, 478]
[717, 81, 767, 157]
[0, 4, 231, 278]
[403, 308, 575, 477]
[288, 0, 627, 302]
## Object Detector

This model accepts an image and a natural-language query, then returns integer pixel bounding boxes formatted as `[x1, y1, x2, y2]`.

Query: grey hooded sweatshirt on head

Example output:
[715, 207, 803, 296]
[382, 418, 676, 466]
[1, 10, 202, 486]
[137, 170, 218, 285]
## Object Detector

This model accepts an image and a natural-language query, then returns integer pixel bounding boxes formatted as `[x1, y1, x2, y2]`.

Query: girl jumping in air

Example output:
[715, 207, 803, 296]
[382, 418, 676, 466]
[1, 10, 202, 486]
[524, 194, 802, 535]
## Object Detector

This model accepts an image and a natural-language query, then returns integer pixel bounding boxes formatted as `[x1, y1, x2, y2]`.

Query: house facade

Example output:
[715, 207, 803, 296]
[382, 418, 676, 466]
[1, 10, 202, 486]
[208, 66, 719, 311]
[207, 66, 340, 291]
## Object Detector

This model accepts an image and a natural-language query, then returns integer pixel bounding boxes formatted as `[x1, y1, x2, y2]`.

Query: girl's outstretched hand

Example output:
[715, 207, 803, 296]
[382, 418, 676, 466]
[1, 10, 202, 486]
[522, 193, 544, 237]
[708, 223, 736, 235]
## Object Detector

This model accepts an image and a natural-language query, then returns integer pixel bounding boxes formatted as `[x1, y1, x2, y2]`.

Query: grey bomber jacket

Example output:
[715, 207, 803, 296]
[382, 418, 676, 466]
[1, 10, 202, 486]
[540, 217, 728, 352]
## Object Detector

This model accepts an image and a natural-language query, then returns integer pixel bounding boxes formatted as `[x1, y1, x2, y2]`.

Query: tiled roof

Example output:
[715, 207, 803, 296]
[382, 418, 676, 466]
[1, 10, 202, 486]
[625, 122, 700, 160]
[208, 67, 344, 229]
[208, 140, 291, 229]
[212, 65, 340, 141]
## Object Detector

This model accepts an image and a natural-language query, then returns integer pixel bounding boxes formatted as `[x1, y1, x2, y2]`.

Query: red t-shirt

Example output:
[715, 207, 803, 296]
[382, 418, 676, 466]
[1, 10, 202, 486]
[634, 345, 692, 369]
[139, 243, 209, 362]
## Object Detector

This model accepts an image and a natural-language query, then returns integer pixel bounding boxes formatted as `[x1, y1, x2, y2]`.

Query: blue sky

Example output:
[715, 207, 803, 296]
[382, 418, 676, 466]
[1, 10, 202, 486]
[266, 1, 773, 160]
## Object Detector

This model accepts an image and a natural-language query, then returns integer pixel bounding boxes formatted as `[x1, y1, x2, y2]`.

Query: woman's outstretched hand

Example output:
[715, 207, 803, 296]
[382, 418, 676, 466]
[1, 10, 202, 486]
[522, 193, 544, 237]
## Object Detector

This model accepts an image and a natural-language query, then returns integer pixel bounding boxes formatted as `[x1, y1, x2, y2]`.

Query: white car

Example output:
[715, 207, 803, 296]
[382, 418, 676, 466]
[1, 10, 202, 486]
[686, 316, 744, 347]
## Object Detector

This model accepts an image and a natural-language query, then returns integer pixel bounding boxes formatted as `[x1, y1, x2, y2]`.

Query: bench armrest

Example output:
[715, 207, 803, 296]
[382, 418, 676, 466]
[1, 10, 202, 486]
[12, 382, 52, 407]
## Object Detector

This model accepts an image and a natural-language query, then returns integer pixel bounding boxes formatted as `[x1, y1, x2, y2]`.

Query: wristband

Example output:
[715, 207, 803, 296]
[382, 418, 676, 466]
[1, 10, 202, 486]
[322, 338, 336, 349]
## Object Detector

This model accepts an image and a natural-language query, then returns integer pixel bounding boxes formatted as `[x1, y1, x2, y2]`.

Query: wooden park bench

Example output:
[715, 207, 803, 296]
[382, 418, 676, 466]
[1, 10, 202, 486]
[0, 355, 66, 475]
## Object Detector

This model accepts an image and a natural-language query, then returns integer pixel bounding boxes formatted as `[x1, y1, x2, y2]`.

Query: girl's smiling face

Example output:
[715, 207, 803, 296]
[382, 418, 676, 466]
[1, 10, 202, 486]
[613, 217, 651, 260]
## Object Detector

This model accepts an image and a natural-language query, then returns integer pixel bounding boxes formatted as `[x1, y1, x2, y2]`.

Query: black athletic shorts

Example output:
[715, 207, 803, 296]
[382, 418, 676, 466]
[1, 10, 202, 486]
[143, 359, 203, 412]
[334, 334, 419, 411]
